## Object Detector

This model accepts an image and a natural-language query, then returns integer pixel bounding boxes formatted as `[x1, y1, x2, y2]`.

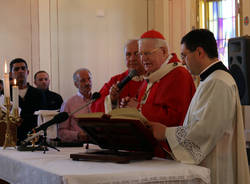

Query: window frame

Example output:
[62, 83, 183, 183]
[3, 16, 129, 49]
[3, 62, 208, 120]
[196, 0, 241, 37]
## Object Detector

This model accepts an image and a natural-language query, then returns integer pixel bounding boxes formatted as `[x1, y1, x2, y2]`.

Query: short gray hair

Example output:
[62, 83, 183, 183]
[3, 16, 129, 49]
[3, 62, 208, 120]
[124, 39, 138, 53]
[73, 68, 91, 82]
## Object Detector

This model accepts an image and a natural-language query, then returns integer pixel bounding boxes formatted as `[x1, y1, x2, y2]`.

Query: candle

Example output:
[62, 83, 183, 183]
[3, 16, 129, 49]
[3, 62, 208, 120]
[12, 79, 19, 109]
[3, 61, 10, 97]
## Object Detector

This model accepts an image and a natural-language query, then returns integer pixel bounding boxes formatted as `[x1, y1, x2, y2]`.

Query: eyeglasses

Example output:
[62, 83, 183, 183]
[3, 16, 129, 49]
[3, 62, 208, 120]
[137, 47, 160, 57]
[13, 66, 27, 72]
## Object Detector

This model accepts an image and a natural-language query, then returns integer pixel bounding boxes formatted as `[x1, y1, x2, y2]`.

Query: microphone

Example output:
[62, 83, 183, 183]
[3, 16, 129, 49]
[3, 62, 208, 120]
[91, 92, 101, 101]
[117, 69, 138, 90]
[30, 112, 69, 134]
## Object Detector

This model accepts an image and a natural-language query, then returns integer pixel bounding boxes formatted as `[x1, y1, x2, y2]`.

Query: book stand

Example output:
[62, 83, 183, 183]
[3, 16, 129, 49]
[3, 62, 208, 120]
[70, 115, 157, 163]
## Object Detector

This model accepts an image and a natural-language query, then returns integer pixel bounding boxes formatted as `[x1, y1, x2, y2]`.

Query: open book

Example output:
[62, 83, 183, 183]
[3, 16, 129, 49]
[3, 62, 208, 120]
[76, 107, 151, 128]
[75, 108, 156, 152]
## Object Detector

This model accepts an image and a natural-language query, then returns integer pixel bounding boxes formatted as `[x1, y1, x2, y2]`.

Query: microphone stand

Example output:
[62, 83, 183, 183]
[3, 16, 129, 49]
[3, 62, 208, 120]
[33, 128, 60, 154]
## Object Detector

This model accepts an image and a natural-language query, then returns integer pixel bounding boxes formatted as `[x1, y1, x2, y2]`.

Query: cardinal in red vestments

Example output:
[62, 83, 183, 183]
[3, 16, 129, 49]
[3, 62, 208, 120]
[121, 30, 196, 158]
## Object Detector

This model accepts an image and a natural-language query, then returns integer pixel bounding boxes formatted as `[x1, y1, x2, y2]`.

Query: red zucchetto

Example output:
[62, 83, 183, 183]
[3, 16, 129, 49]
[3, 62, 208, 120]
[140, 30, 165, 40]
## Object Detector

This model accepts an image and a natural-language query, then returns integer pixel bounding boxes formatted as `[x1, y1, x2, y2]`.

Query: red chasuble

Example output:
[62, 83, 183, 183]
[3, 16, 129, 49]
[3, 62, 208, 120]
[91, 70, 144, 112]
[137, 53, 196, 158]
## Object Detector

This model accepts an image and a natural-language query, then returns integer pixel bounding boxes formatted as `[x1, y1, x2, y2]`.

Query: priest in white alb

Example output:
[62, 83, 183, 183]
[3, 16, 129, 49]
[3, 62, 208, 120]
[150, 29, 250, 184]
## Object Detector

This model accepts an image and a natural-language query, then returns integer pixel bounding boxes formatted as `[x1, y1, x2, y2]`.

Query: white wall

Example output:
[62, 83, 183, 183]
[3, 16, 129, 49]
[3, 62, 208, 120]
[52, 0, 148, 100]
[151, 0, 197, 58]
[0, 0, 39, 84]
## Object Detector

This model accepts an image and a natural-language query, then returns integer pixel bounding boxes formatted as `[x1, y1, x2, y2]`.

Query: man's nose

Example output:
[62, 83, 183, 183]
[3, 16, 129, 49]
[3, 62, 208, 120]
[85, 80, 91, 85]
[127, 54, 135, 61]
[140, 54, 147, 61]
[132, 53, 138, 60]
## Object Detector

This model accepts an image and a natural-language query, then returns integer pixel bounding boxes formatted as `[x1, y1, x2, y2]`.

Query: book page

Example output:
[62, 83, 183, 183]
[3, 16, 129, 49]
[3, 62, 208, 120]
[109, 108, 150, 128]
[76, 112, 104, 118]
[75, 108, 151, 128]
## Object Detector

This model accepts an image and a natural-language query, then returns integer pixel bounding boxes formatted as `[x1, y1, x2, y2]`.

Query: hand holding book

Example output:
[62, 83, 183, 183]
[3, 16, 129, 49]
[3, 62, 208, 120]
[148, 121, 167, 141]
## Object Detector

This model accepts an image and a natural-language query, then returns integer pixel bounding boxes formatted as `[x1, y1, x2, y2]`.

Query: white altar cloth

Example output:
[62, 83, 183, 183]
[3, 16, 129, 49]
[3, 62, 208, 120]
[0, 147, 210, 184]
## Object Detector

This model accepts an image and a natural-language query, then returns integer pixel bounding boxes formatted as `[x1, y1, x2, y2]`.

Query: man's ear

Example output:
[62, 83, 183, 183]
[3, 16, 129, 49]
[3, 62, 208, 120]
[9, 71, 15, 79]
[74, 81, 78, 89]
[161, 47, 168, 57]
[196, 47, 205, 57]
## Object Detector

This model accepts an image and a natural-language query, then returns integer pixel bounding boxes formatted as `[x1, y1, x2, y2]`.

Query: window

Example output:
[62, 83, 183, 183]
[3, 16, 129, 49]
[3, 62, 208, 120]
[198, 0, 241, 67]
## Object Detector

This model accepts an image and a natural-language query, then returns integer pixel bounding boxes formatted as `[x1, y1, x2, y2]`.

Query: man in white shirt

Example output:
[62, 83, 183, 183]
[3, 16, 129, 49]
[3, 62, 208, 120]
[150, 29, 250, 184]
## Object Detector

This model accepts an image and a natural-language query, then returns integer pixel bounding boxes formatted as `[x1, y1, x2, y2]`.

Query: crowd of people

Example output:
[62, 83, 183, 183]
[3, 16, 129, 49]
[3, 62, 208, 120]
[0, 29, 249, 184]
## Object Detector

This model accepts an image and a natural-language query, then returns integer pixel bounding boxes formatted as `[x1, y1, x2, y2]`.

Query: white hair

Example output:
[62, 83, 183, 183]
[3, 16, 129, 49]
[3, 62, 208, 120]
[73, 68, 91, 82]
[139, 38, 168, 50]
[124, 39, 138, 53]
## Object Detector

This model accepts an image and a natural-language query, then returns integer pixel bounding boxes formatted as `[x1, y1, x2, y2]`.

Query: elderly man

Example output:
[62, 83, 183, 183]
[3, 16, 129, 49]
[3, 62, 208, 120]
[91, 39, 145, 113]
[10, 58, 46, 143]
[136, 30, 195, 126]
[34, 70, 63, 110]
[150, 29, 249, 184]
[58, 68, 92, 143]
[122, 30, 196, 158]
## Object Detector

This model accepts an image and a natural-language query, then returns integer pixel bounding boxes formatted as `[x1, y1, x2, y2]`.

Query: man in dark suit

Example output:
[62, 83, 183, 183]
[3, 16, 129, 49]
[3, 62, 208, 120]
[34, 70, 63, 110]
[10, 58, 46, 143]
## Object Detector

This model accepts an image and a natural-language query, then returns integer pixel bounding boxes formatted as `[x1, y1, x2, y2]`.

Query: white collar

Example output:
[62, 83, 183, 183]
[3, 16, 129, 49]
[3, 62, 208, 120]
[77, 91, 91, 100]
[144, 54, 182, 83]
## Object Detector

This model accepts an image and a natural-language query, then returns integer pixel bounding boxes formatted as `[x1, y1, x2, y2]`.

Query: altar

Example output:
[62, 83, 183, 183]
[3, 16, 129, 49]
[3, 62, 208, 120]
[0, 146, 210, 184]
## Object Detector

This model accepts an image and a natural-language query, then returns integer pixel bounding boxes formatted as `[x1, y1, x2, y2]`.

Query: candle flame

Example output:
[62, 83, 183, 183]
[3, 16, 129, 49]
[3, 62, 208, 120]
[4, 61, 7, 73]
[14, 79, 17, 85]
